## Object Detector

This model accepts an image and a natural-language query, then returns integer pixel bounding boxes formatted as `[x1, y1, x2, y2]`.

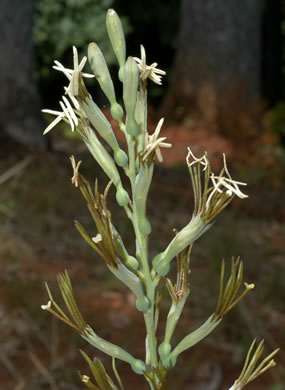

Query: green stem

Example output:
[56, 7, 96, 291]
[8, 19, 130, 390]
[133, 204, 158, 369]
[123, 112, 158, 375]
[127, 148, 158, 370]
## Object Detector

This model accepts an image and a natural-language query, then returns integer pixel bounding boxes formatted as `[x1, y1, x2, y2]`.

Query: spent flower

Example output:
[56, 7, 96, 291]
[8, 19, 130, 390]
[228, 340, 279, 390]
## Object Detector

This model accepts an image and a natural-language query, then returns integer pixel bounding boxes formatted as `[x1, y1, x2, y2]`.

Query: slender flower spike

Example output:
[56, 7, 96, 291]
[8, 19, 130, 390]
[134, 45, 166, 85]
[142, 118, 172, 163]
[228, 340, 279, 390]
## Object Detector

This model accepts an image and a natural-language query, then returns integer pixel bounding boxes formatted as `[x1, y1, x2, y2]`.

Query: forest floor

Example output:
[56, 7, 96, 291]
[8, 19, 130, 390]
[0, 121, 285, 390]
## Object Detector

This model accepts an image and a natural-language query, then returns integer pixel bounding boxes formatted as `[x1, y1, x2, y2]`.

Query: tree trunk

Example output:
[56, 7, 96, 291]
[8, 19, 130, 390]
[262, 0, 282, 105]
[160, 0, 263, 139]
[0, 0, 46, 147]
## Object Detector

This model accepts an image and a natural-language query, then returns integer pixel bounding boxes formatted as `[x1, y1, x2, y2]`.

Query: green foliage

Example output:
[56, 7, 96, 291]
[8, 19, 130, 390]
[33, 0, 131, 77]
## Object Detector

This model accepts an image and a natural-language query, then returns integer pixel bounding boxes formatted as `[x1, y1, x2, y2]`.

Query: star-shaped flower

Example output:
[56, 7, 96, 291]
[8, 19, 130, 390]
[142, 118, 172, 162]
[133, 45, 166, 85]
[53, 46, 94, 95]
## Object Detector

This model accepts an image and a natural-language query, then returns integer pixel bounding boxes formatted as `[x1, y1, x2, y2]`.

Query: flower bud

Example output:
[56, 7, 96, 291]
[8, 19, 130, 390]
[123, 57, 139, 136]
[116, 185, 129, 207]
[138, 217, 152, 236]
[83, 98, 127, 166]
[88, 42, 116, 104]
[114, 149, 128, 167]
[153, 216, 210, 275]
[125, 256, 139, 271]
[158, 342, 171, 358]
[152, 252, 164, 268]
[135, 89, 147, 154]
[106, 9, 126, 82]
[131, 359, 146, 375]
[134, 165, 154, 236]
[136, 296, 150, 312]
[161, 354, 177, 370]
[155, 261, 170, 277]
[110, 102, 124, 121]
[126, 117, 139, 136]
[83, 127, 121, 187]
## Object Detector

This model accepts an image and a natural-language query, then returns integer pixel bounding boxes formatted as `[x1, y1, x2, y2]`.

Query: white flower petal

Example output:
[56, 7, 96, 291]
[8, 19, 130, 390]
[43, 113, 64, 135]
[92, 234, 102, 243]
[59, 101, 74, 131]
[41, 301, 51, 310]
[62, 96, 78, 126]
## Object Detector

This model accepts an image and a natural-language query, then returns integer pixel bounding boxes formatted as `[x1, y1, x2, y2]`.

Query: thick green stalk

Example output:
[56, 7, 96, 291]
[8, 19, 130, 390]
[129, 163, 158, 371]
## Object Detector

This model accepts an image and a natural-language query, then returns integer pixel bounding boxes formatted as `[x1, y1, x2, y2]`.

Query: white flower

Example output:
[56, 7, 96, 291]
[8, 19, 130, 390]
[92, 233, 103, 243]
[143, 118, 172, 162]
[133, 45, 166, 85]
[53, 46, 94, 95]
[42, 95, 79, 134]
[82, 375, 90, 383]
[41, 301, 51, 310]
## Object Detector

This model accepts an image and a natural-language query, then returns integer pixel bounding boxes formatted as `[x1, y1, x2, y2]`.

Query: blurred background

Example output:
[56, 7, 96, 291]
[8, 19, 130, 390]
[0, 0, 285, 389]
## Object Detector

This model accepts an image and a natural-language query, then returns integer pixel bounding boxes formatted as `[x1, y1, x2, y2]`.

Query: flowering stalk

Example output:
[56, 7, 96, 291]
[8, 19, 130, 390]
[41, 9, 278, 389]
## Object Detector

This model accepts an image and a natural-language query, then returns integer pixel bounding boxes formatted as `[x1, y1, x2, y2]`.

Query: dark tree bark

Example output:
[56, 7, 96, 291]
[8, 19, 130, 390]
[262, 0, 282, 104]
[0, 0, 45, 147]
[160, 0, 263, 138]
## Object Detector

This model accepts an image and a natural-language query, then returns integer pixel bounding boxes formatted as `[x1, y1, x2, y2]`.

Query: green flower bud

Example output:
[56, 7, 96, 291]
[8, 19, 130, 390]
[125, 256, 139, 271]
[161, 354, 177, 370]
[118, 67, 124, 82]
[106, 9, 126, 82]
[131, 359, 146, 375]
[158, 342, 172, 358]
[138, 217, 151, 236]
[135, 89, 147, 154]
[110, 102, 124, 121]
[114, 148, 128, 167]
[123, 57, 139, 136]
[83, 99, 125, 164]
[116, 186, 129, 207]
[136, 296, 150, 312]
[88, 42, 116, 104]
[126, 117, 139, 136]
[83, 127, 121, 187]
[152, 252, 164, 268]
[153, 216, 210, 275]
[155, 261, 170, 277]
